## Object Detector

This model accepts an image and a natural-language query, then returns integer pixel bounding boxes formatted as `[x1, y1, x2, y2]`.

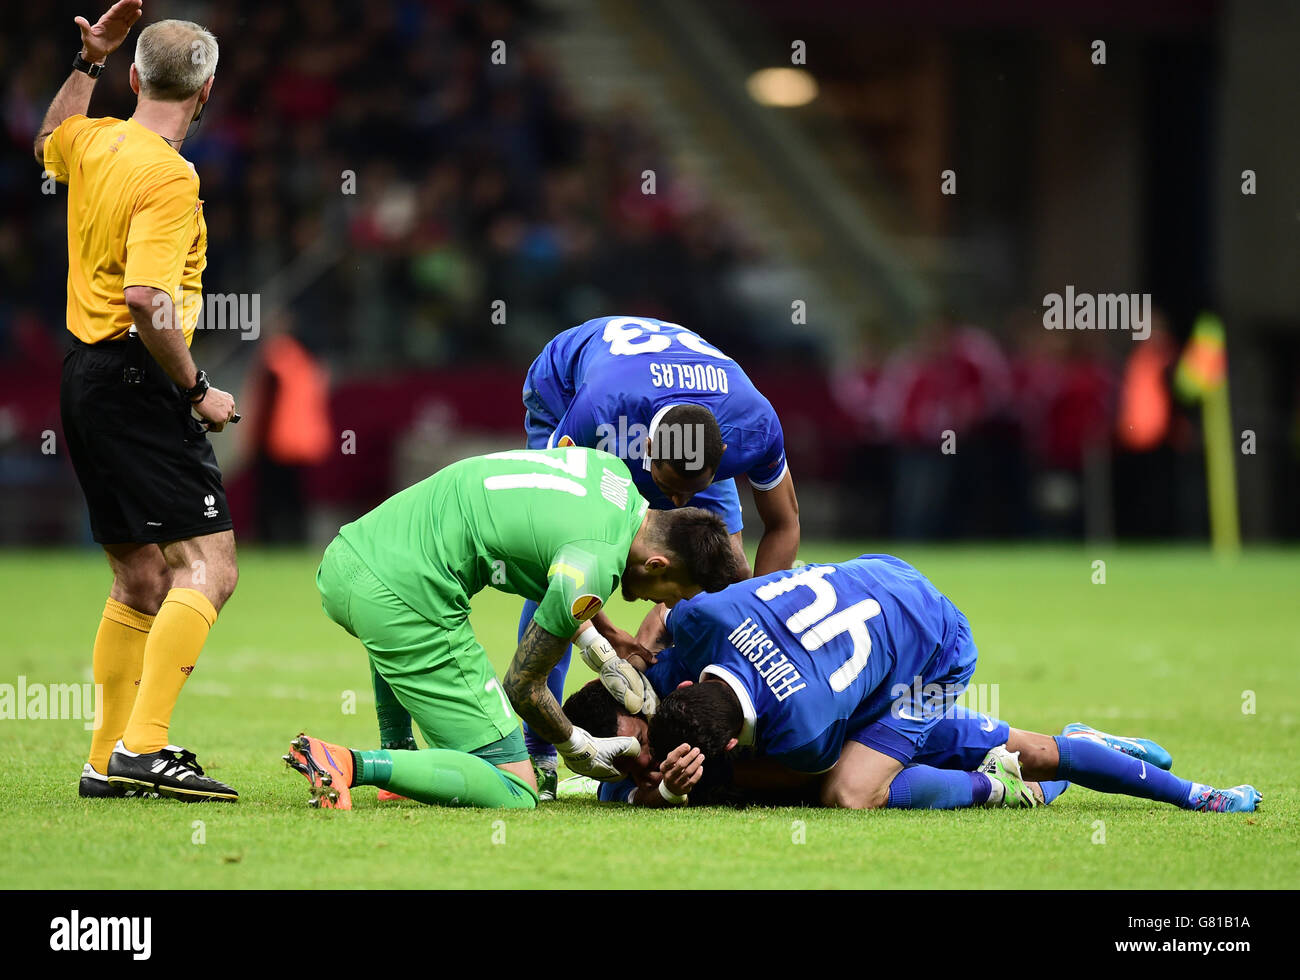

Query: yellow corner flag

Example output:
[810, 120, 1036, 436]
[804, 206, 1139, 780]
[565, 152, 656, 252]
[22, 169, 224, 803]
[1175, 313, 1239, 558]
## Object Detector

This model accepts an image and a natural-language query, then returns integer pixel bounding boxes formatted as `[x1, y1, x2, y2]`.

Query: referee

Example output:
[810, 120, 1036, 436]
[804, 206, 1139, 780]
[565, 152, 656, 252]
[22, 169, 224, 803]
[35, 2, 239, 802]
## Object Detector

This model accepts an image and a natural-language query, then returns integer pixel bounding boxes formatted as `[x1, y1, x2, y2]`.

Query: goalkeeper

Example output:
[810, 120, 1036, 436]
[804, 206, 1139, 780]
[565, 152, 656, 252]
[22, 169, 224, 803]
[284, 446, 741, 810]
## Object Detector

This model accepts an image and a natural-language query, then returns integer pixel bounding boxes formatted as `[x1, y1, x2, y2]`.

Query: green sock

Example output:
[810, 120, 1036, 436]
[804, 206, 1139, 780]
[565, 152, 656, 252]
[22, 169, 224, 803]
[371, 668, 413, 747]
[354, 748, 538, 809]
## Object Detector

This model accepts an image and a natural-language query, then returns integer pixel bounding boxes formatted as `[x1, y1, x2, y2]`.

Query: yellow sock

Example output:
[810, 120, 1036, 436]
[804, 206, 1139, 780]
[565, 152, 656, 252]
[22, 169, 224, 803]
[87, 598, 154, 773]
[122, 588, 217, 754]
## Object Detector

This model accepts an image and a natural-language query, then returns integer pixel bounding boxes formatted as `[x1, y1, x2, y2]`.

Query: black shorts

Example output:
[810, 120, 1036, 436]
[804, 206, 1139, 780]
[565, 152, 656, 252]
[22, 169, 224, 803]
[60, 335, 233, 545]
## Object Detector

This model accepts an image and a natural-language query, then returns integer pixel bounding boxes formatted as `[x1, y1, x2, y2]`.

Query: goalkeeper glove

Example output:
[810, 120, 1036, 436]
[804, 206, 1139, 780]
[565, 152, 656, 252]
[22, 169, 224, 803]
[555, 725, 640, 781]
[577, 625, 659, 717]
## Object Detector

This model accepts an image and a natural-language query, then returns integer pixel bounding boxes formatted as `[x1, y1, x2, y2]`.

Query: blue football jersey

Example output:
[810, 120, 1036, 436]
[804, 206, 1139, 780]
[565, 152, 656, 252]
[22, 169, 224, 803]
[662, 555, 972, 773]
[522, 316, 788, 532]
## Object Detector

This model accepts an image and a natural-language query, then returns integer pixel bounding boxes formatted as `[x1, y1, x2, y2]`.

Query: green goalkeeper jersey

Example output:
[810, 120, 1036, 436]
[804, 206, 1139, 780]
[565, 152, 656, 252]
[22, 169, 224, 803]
[339, 447, 649, 639]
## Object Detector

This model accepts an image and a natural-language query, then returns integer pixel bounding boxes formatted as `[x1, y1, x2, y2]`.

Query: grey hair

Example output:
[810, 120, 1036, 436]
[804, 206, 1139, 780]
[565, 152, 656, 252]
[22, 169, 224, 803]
[133, 20, 218, 101]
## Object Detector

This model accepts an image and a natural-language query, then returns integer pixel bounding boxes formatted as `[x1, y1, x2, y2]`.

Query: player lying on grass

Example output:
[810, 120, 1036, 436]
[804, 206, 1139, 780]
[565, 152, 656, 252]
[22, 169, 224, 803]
[518, 315, 800, 795]
[568, 678, 1256, 813]
[567, 554, 1261, 813]
[283, 446, 742, 810]
[563, 683, 1052, 807]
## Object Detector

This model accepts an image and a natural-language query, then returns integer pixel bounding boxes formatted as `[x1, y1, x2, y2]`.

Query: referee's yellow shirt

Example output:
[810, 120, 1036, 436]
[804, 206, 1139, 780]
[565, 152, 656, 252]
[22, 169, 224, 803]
[44, 115, 207, 345]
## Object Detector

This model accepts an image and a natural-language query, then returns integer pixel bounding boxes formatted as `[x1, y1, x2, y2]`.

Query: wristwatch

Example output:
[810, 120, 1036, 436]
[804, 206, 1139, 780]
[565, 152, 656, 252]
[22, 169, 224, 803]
[72, 52, 105, 78]
[184, 370, 210, 403]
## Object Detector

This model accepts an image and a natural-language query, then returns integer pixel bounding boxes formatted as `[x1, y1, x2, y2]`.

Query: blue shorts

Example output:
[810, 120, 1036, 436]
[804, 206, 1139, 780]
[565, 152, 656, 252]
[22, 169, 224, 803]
[523, 368, 565, 450]
[664, 476, 743, 534]
[848, 615, 980, 765]
[905, 706, 1010, 770]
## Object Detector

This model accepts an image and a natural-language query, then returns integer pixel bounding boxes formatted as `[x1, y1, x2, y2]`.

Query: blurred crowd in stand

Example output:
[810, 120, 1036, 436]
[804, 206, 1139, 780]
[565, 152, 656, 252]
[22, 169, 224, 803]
[833, 311, 1207, 539]
[2, 0, 761, 370]
[0, 1, 1221, 542]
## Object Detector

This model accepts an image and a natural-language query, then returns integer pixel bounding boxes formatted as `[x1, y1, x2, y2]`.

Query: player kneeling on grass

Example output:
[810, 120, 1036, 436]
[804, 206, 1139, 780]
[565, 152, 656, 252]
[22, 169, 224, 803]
[283, 446, 741, 810]
[566, 554, 1261, 813]
[517, 315, 800, 797]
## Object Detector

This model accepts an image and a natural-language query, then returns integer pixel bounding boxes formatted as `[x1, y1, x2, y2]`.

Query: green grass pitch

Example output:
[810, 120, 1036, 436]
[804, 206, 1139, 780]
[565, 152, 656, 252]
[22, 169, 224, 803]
[1, 544, 1296, 889]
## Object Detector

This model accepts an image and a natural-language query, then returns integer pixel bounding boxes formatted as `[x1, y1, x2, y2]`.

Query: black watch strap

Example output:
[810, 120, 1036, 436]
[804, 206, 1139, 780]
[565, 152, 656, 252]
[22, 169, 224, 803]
[184, 370, 210, 403]
[72, 52, 105, 78]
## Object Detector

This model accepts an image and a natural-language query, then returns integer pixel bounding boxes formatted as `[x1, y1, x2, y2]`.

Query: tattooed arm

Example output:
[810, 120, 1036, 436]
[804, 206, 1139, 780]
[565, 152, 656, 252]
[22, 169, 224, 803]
[503, 619, 573, 745]
[507, 617, 642, 779]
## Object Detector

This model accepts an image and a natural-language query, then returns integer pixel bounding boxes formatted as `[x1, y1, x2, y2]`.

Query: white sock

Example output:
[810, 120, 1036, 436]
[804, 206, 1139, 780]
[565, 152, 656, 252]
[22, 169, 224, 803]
[983, 772, 1005, 807]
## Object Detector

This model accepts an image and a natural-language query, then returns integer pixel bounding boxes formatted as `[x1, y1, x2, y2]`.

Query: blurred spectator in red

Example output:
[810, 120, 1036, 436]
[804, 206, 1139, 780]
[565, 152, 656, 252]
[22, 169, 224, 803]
[1109, 312, 1205, 538]
[242, 314, 332, 544]
[1010, 317, 1116, 535]
[1116, 324, 1178, 452]
[875, 314, 1012, 538]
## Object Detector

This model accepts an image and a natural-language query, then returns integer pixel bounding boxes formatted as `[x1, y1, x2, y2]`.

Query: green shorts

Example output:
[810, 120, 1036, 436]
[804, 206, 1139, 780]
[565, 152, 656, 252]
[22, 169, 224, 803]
[316, 535, 526, 763]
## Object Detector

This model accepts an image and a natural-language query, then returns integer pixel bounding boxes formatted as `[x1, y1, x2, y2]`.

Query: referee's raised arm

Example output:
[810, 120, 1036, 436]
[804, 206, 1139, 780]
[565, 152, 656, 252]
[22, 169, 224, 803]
[39, 4, 242, 804]
[34, 1, 142, 165]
